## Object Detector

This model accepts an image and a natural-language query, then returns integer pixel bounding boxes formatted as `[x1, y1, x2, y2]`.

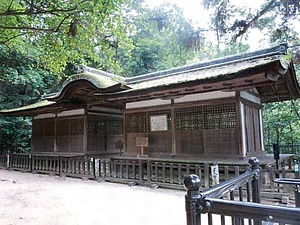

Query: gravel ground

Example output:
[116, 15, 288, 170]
[0, 169, 186, 225]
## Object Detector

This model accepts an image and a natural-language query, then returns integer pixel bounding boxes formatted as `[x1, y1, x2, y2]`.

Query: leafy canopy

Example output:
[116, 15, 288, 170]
[118, 2, 205, 76]
[0, 0, 132, 74]
[202, 0, 300, 51]
[0, 45, 56, 153]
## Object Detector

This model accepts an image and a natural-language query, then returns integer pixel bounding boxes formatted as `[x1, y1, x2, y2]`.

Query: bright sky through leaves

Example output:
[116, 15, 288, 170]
[144, 0, 267, 50]
[144, 0, 263, 27]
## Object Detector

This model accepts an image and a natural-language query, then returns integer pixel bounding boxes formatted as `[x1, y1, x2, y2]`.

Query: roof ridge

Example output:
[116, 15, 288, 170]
[125, 43, 287, 85]
[81, 65, 125, 82]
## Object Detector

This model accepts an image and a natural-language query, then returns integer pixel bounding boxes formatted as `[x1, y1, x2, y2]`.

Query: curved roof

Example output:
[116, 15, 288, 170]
[1, 43, 300, 116]
[46, 67, 130, 102]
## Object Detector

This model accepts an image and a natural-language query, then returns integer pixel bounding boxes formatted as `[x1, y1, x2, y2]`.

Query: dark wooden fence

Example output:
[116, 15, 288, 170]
[184, 157, 300, 225]
[1, 154, 299, 192]
[0, 154, 257, 189]
[0, 154, 96, 179]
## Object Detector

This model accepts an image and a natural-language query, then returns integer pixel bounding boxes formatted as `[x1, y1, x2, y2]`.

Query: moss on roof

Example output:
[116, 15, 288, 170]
[0, 100, 55, 113]
[128, 55, 282, 90]
[62, 71, 123, 89]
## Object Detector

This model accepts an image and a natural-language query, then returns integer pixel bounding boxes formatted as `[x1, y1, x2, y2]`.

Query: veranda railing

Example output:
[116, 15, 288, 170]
[183, 157, 300, 225]
[1, 154, 299, 192]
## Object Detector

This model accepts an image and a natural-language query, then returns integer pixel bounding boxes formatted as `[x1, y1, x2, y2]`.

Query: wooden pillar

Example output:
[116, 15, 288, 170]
[83, 109, 88, 154]
[236, 95, 245, 158]
[171, 99, 176, 156]
[123, 110, 127, 155]
[54, 114, 57, 153]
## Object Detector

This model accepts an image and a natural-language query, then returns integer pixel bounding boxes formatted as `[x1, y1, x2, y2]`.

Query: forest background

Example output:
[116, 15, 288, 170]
[0, 0, 299, 154]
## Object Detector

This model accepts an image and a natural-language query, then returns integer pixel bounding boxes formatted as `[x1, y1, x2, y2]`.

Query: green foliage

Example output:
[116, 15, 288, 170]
[203, 0, 300, 47]
[0, 0, 132, 74]
[118, 3, 204, 76]
[263, 100, 300, 146]
[0, 46, 56, 107]
[0, 46, 56, 153]
[0, 117, 32, 154]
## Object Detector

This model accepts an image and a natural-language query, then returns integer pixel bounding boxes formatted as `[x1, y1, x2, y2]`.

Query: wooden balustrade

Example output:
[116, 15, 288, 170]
[1, 154, 300, 193]
[9, 154, 31, 172]
[0, 154, 8, 168]
[96, 158, 251, 189]
[60, 156, 96, 179]
[31, 155, 60, 175]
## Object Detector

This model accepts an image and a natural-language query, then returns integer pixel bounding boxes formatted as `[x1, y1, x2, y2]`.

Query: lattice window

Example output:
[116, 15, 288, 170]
[70, 118, 84, 135]
[57, 119, 70, 135]
[147, 110, 171, 132]
[88, 121, 105, 135]
[32, 120, 44, 137]
[44, 119, 55, 136]
[203, 103, 237, 129]
[126, 112, 147, 133]
[107, 120, 123, 135]
[175, 106, 203, 130]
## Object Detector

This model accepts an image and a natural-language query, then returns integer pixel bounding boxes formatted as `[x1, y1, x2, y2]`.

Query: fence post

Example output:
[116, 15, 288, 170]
[31, 155, 35, 172]
[139, 159, 143, 184]
[147, 160, 151, 183]
[59, 156, 63, 176]
[91, 158, 96, 179]
[295, 185, 300, 208]
[6, 154, 10, 169]
[249, 157, 261, 203]
[184, 174, 202, 225]
[28, 154, 32, 172]
[204, 163, 209, 188]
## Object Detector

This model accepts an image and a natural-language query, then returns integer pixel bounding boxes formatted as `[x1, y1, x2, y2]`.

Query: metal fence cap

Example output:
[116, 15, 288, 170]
[184, 174, 201, 191]
[248, 157, 259, 170]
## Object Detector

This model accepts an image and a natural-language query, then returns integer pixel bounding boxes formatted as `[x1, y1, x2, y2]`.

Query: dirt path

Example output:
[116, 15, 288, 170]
[0, 170, 186, 225]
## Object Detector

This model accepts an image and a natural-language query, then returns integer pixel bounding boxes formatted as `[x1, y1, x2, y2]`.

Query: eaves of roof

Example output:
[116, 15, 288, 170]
[0, 100, 55, 116]
[1, 43, 299, 116]
[125, 55, 283, 91]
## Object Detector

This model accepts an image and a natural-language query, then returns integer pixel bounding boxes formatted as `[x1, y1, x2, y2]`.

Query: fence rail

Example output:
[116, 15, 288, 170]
[184, 157, 300, 225]
[0, 154, 252, 188]
[1, 154, 299, 192]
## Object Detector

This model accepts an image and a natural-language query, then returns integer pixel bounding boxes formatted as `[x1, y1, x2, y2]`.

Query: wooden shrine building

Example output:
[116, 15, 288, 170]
[1, 44, 300, 159]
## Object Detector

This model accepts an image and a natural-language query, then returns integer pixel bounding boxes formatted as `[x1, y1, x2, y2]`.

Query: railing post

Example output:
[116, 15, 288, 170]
[295, 185, 300, 208]
[91, 158, 96, 179]
[6, 154, 10, 169]
[204, 163, 209, 188]
[184, 174, 202, 225]
[249, 157, 261, 204]
[147, 160, 151, 183]
[139, 159, 143, 184]
[31, 155, 35, 172]
[59, 156, 62, 176]
[28, 154, 32, 172]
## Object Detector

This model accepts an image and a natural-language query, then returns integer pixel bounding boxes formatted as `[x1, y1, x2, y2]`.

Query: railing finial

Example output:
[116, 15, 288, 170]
[184, 174, 201, 192]
[248, 157, 259, 170]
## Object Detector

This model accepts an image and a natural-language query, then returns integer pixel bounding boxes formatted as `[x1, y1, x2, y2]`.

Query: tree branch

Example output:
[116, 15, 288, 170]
[7, 0, 14, 12]
[0, 12, 77, 35]
[0, 0, 89, 17]
[231, 0, 277, 42]
[0, 25, 56, 32]
[0, 31, 35, 45]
